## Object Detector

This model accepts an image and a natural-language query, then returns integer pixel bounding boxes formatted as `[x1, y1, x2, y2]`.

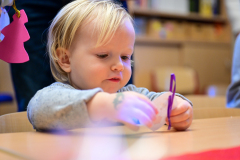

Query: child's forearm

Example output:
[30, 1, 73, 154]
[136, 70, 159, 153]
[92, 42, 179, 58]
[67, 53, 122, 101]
[87, 91, 159, 130]
[87, 92, 116, 122]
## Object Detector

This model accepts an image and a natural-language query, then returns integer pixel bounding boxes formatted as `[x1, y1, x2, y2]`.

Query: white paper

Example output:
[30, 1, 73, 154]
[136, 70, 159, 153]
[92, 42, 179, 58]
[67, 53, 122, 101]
[150, 105, 168, 131]
[133, 104, 168, 131]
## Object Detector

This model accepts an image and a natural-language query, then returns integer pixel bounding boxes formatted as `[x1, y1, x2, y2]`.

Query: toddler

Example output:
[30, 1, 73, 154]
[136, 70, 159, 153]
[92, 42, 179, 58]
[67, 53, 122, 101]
[27, 0, 193, 131]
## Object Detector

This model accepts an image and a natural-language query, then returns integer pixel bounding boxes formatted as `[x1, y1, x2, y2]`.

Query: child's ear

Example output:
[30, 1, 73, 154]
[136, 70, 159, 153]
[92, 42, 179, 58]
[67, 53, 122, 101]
[56, 48, 71, 73]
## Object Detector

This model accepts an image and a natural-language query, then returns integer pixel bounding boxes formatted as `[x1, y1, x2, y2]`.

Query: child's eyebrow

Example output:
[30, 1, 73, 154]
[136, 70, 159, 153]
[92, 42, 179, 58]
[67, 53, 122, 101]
[92, 46, 134, 52]
[127, 48, 133, 52]
[124, 48, 134, 53]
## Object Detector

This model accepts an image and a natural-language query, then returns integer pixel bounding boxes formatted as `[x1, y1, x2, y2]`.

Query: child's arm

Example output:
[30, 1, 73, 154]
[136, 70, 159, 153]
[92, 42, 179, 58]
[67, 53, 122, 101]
[27, 82, 158, 131]
[87, 91, 158, 131]
[27, 82, 103, 131]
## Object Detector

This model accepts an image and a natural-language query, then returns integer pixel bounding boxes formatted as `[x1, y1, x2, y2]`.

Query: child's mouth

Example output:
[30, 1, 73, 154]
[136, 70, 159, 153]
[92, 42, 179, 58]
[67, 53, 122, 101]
[108, 78, 120, 82]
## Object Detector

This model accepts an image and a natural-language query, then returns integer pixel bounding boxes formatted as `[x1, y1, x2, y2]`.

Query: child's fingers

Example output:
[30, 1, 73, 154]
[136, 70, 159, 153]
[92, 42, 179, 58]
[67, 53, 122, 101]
[165, 106, 193, 131]
[171, 100, 191, 116]
[166, 107, 192, 123]
[135, 101, 157, 121]
[118, 107, 154, 128]
[132, 109, 153, 128]
[169, 118, 192, 131]
[143, 100, 159, 115]
[136, 94, 159, 114]
[118, 116, 140, 131]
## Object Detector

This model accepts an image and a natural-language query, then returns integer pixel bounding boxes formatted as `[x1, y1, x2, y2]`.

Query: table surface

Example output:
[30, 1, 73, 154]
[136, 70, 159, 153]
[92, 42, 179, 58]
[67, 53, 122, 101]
[0, 116, 240, 160]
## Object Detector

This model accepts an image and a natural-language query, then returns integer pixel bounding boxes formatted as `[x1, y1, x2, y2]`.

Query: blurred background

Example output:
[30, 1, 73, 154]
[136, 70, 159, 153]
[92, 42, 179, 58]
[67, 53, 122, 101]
[0, 0, 237, 115]
[128, 0, 233, 96]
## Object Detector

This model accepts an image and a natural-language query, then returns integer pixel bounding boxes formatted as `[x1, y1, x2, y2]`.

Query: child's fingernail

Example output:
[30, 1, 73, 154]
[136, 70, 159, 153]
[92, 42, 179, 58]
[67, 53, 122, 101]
[147, 123, 152, 128]
[152, 116, 156, 121]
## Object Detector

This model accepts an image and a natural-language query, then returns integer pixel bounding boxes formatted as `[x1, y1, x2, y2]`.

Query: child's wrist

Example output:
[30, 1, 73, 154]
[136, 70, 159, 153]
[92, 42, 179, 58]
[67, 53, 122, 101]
[87, 92, 114, 122]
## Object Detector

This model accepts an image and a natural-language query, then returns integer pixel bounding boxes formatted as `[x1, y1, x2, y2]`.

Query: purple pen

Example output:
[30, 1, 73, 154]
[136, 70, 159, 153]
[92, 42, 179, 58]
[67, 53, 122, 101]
[167, 73, 176, 130]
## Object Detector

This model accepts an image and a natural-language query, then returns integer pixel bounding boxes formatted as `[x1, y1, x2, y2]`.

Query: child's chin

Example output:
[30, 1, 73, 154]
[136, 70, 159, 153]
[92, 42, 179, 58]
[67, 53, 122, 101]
[104, 88, 119, 93]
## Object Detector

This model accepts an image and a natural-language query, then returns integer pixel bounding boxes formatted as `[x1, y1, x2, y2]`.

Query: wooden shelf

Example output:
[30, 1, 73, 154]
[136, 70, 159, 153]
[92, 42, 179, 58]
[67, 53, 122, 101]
[135, 36, 231, 46]
[135, 37, 181, 46]
[132, 8, 227, 24]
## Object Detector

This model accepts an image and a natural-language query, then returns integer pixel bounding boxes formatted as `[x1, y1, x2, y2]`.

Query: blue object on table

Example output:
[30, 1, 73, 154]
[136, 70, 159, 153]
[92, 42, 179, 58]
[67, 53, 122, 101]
[0, 93, 13, 103]
[133, 118, 140, 125]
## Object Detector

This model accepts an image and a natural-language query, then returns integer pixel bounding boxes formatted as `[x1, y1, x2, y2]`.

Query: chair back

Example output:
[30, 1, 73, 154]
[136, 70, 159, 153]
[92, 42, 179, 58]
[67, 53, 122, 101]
[185, 95, 226, 108]
[151, 66, 199, 94]
[185, 95, 240, 119]
[0, 111, 35, 133]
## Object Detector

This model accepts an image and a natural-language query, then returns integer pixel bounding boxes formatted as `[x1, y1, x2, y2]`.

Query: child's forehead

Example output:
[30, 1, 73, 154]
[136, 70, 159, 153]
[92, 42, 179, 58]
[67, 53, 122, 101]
[75, 20, 124, 42]
[71, 7, 134, 49]
[76, 20, 99, 40]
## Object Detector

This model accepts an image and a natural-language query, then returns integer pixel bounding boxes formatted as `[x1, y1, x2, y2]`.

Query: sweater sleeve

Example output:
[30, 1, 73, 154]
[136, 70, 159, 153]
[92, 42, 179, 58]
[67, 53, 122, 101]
[27, 82, 103, 131]
[118, 84, 193, 106]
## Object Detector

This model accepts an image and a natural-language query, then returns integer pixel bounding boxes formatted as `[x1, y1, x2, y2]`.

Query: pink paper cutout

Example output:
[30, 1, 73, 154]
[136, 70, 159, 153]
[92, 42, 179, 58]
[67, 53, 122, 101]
[0, 9, 30, 63]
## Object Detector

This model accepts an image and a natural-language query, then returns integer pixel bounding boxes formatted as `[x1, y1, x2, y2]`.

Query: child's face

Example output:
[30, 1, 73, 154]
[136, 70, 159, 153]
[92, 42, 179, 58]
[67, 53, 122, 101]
[68, 19, 135, 93]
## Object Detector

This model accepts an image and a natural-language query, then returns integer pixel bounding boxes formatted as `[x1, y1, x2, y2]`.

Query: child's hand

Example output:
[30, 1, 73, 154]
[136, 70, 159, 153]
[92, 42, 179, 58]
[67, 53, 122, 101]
[166, 94, 193, 131]
[110, 92, 159, 131]
[152, 92, 193, 131]
[87, 92, 158, 131]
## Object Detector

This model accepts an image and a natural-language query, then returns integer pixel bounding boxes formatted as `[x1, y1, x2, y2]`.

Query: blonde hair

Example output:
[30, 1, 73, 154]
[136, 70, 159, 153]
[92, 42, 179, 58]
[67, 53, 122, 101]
[47, 0, 133, 83]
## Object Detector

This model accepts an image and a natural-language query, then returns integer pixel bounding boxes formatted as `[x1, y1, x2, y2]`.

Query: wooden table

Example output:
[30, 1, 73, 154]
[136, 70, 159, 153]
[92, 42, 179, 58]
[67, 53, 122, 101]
[0, 116, 240, 160]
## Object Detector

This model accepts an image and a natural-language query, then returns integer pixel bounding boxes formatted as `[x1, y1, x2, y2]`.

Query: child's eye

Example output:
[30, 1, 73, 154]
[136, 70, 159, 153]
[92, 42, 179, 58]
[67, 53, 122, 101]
[121, 56, 130, 61]
[97, 54, 108, 59]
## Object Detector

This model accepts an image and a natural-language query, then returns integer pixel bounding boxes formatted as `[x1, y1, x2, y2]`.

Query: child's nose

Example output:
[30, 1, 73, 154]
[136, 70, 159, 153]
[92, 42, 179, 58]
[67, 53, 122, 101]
[111, 58, 124, 71]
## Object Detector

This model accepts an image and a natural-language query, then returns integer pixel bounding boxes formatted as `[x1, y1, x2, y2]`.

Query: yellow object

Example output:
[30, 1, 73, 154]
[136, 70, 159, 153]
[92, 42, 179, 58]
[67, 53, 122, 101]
[12, 0, 20, 18]
[147, 19, 162, 38]
[200, 0, 213, 17]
